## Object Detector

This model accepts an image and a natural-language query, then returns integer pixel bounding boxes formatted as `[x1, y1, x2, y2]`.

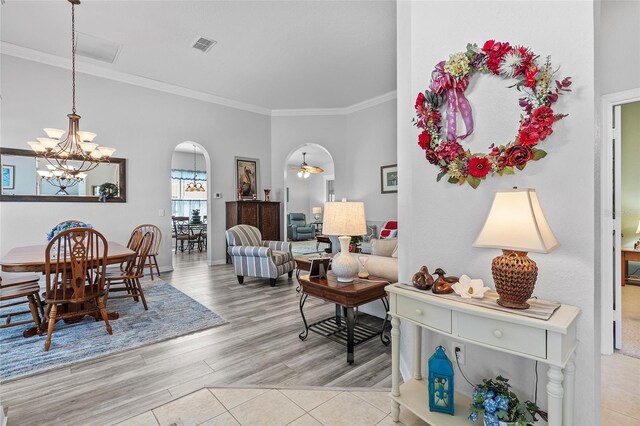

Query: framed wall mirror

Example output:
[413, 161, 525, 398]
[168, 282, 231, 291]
[0, 148, 126, 202]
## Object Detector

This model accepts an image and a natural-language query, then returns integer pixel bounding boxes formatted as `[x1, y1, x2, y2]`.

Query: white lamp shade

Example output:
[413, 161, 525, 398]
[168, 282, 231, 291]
[97, 146, 116, 157]
[43, 128, 65, 139]
[636, 220, 640, 234]
[473, 188, 559, 254]
[27, 141, 46, 153]
[313, 207, 322, 215]
[322, 201, 367, 236]
[77, 131, 97, 142]
[37, 138, 59, 150]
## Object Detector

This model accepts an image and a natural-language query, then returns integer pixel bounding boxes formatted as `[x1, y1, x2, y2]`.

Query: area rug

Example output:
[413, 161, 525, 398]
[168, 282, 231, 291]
[0, 281, 227, 383]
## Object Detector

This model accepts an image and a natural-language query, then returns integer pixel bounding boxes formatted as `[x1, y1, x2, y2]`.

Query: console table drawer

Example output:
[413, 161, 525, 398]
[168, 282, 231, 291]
[458, 313, 546, 358]
[397, 295, 451, 333]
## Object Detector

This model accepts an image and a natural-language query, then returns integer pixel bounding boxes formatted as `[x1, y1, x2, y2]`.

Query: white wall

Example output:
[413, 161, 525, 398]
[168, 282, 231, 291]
[0, 55, 271, 267]
[599, 0, 640, 95]
[286, 174, 311, 223]
[345, 99, 398, 222]
[398, 1, 597, 423]
[171, 151, 206, 172]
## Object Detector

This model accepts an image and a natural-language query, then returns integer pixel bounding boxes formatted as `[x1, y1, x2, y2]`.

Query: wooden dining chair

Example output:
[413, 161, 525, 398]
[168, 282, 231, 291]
[132, 224, 161, 280]
[0, 274, 44, 337]
[103, 231, 153, 310]
[44, 227, 112, 352]
[172, 216, 198, 253]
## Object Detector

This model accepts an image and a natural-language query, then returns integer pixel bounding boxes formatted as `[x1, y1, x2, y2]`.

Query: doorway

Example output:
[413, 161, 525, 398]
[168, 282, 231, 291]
[283, 144, 335, 256]
[170, 142, 211, 267]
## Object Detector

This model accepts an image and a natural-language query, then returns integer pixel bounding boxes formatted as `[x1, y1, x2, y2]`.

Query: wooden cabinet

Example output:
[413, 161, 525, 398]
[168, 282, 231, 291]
[225, 201, 281, 241]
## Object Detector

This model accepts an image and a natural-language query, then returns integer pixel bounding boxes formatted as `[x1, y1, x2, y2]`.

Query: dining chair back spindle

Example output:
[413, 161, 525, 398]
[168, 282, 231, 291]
[44, 228, 113, 351]
[132, 224, 162, 280]
[104, 231, 153, 310]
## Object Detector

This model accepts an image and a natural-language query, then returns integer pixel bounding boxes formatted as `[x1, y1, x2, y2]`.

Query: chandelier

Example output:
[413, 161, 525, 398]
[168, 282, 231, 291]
[37, 165, 87, 195]
[185, 145, 205, 192]
[26, 0, 115, 183]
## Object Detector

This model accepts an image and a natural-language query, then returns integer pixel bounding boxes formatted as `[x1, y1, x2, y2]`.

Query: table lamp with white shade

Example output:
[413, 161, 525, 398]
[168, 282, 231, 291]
[313, 207, 322, 221]
[473, 188, 558, 309]
[323, 201, 367, 282]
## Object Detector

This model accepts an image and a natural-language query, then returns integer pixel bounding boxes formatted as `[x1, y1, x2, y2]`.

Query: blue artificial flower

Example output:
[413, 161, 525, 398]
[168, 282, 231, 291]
[483, 397, 498, 414]
[495, 395, 510, 411]
[468, 412, 478, 422]
[486, 390, 495, 399]
[483, 413, 500, 426]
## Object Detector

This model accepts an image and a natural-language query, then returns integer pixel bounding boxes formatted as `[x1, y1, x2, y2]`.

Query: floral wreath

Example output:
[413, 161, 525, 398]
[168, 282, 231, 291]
[98, 182, 119, 202]
[414, 40, 572, 188]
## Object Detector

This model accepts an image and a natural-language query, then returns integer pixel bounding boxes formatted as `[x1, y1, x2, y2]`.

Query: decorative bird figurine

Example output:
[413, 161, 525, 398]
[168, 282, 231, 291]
[412, 265, 434, 290]
[432, 268, 458, 294]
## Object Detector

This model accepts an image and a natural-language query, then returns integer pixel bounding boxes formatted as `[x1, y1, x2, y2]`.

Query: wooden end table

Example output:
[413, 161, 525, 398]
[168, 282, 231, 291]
[315, 235, 332, 253]
[297, 272, 391, 364]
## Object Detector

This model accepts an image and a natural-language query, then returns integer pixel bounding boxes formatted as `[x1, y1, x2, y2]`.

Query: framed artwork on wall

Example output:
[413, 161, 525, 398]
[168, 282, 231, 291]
[2, 165, 15, 190]
[380, 164, 397, 194]
[235, 157, 259, 199]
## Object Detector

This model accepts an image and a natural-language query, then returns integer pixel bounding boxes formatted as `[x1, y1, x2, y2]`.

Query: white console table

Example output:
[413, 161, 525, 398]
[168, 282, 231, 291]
[386, 283, 580, 426]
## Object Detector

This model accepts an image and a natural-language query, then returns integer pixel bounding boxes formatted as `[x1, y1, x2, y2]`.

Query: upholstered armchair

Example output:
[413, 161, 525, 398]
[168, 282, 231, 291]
[360, 221, 398, 254]
[287, 213, 316, 241]
[225, 225, 295, 287]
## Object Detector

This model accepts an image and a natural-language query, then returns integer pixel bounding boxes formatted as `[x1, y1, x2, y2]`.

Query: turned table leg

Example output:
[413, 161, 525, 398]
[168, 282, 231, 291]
[391, 315, 401, 422]
[413, 323, 422, 380]
[563, 353, 576, 425]
[546, 365, 565, 426]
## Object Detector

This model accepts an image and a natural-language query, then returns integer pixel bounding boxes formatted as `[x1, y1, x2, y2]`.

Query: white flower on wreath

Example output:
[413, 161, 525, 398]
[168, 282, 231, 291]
[452, 275, 490, 299]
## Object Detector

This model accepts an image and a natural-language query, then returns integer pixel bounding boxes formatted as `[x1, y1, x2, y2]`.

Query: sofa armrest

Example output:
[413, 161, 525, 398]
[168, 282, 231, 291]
[228, 245, 271, 258]
[263, 241, 291, 252]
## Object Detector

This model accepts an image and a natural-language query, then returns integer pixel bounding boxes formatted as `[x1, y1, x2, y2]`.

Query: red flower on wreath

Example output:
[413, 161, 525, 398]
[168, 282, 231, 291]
[532, 106, 556, 127]
[436, 141, 464, 163]
[506, 145, 534, 167]
[418, 131, 431, 150]
[518, 125, 540, 146]
[468, 157, 491, 178]
[425, 149, 439, 165]
[525, 66, 538, 89]
[482, 40, 511, 75]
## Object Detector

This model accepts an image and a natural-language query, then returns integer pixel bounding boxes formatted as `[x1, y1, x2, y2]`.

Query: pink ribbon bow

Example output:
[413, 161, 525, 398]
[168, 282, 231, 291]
[430, 61, 474, 142]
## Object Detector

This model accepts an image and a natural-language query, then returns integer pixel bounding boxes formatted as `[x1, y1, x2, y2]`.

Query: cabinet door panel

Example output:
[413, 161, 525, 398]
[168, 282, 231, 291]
[239, 203, 259, 228]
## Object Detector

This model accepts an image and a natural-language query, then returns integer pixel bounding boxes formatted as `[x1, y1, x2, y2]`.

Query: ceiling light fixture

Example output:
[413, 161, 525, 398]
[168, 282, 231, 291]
[294, 152, 323, 179]
[27, 0, 115, 186]
[185, 145, 205, 192]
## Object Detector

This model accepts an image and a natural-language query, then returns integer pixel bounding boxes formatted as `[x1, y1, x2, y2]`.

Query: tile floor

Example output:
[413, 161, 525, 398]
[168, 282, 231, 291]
[600, 353, 640, 425]
[115, 387, 429, 426]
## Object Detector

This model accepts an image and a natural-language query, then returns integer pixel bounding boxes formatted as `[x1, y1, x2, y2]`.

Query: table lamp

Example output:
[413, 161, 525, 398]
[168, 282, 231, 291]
[323, 201, 366, 282]
[473, 188, 558, 309]
[313, 207, 322, 221]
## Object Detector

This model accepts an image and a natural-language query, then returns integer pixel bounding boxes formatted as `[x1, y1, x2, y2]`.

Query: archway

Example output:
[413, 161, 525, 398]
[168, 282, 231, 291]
[170, 141, 213, 268]
[283, 143, 335, 252]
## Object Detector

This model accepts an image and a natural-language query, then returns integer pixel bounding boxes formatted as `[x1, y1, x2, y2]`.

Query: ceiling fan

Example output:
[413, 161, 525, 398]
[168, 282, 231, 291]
[290, 152, 324, 178]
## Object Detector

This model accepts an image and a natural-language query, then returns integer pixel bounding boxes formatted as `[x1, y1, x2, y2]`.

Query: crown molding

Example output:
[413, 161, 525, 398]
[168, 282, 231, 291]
[2, 42, 397, 118]
[271, 90, 397, 117]
[1, 42, 272, 116]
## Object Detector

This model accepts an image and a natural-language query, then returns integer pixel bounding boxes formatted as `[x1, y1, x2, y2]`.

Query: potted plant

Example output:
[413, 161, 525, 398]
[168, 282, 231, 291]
[468, 375, 542, 426]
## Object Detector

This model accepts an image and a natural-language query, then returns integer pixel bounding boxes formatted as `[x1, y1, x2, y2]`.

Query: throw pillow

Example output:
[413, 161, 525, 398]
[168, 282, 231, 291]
[380, 229, 398, 239]
[372, 238, 398, 257]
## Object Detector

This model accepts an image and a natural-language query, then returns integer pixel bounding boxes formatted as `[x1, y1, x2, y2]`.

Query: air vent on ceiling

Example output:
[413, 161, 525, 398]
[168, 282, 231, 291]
[192, 36, 217, 53]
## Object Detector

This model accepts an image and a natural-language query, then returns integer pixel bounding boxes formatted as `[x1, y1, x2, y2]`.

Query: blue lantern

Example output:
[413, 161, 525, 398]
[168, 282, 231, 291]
[428, 345, 455, 415]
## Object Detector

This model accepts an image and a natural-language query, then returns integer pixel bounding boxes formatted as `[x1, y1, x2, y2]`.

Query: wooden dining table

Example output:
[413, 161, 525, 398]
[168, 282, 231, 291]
[0, 241, 135, 332]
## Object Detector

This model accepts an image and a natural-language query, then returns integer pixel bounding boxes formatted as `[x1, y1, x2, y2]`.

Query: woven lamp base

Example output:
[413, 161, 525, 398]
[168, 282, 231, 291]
[491, 250, 538, 309]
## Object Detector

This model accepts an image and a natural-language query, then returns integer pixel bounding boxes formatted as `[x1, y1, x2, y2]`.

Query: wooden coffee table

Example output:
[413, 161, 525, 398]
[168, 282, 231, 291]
[297, 271, 391, 364]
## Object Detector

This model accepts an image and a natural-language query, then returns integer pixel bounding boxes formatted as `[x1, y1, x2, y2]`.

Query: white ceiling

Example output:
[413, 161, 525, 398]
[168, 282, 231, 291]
[174, 142, 204, 154]
[1, 1, 397, 111]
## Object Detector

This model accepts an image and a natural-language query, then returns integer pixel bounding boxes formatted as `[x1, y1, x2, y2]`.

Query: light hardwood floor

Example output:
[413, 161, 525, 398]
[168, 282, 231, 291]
[1, 252, 392, 426]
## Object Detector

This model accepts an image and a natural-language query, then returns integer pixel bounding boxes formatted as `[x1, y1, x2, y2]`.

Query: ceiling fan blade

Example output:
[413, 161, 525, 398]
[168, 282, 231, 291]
[303, 165, 324, 173]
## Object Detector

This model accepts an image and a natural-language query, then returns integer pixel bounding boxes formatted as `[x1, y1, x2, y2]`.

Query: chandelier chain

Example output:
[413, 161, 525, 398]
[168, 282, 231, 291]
[71, 1, 76, 114]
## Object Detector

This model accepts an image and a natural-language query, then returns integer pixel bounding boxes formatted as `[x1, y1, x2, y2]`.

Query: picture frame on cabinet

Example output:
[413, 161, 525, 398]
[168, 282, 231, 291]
[235, 157, 259, 200]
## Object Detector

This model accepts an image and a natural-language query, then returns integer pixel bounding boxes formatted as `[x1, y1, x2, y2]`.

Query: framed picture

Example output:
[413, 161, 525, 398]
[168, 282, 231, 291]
[235, 157, 259, 199]
[380, 164, 397, 193]
[2, 165, 15, 190]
